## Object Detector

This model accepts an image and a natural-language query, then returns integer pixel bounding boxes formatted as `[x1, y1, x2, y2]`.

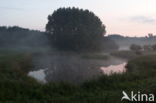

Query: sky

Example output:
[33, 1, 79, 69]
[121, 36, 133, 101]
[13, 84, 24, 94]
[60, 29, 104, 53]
[0, 0, 156, 37]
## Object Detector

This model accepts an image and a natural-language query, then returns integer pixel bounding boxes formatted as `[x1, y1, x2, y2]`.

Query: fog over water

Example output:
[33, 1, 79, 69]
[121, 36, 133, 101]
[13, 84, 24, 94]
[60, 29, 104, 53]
[30, 52, 127, 84]
[28, 68, 47, 83]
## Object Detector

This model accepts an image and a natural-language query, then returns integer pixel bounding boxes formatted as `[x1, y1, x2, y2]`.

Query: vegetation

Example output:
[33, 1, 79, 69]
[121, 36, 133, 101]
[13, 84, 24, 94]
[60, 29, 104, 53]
[143, 45, 153, 51]
[130, 43, 156, 53]
[0, 8, 156, 103]
[46, 7, 106, 51]
[0, 26, 49, 49]
[152, 44, 156, 51]
[126, 55, 156, 72]
[130, 44, 142, 51]
[108, 34, 156, 49]
[0, 51, 156, 103]
[81, 53, 109, 60]
[100, 37, 119, 52]
[111, 50, 139, 59]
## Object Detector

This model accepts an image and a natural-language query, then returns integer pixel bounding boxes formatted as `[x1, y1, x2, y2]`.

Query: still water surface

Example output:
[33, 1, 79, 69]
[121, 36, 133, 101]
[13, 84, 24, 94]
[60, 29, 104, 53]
[28, 62, 127, 83]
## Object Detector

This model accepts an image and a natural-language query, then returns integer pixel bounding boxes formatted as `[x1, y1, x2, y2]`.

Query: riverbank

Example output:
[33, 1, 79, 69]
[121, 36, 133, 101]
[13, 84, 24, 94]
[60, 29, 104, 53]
[0, 51, 156, 103]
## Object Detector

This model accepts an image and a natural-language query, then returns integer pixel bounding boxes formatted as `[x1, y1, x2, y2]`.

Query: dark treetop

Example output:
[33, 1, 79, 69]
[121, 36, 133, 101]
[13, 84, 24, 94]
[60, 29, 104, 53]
[46, 7, 106, 51]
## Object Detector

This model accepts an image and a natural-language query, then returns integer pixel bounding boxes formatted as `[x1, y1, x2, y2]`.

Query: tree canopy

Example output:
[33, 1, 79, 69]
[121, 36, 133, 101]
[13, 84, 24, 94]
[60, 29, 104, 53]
[0, 26, 49, 48]
[46, 7, 106, 51]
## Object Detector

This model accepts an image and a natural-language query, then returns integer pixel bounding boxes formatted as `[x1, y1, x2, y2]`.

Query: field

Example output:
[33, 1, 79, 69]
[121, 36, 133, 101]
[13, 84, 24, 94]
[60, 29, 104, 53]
[0, 50, 156, 103]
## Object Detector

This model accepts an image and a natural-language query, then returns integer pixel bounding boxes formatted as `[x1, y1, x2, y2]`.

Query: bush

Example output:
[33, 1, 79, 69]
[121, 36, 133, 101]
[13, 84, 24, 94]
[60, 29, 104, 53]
[110, 50, 138, 59]
[152, 44, 156, 51]
[130, 44, 142, 51]
[143, 45, 152, 51]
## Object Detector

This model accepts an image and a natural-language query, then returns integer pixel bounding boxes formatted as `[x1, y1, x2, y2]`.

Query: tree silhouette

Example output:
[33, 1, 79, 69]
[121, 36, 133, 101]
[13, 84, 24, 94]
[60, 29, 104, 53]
[46, 7, 106, 51]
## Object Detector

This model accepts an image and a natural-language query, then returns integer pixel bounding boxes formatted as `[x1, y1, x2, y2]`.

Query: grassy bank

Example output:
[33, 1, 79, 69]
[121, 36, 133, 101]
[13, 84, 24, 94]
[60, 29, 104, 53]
[81, 53, 109, 60]
[0, 52, 156, 103]
[110, 50, 139, 59]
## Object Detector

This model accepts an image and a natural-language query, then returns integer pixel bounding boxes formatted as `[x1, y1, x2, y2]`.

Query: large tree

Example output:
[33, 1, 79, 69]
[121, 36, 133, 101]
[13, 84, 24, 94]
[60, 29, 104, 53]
[46, 7, 106, 51]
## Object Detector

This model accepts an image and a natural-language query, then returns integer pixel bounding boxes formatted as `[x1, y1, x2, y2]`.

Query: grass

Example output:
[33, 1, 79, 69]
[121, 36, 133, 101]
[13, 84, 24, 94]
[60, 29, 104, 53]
[0, 51, 156, 103]
[110, 50, 139, 59]
[81, 53, 109, 60]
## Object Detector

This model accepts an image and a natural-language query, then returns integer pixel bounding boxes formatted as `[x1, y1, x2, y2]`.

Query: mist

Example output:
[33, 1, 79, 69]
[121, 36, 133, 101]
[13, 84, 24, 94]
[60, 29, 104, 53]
[1, 26, 156, 84]
[0, 26, 51, 52]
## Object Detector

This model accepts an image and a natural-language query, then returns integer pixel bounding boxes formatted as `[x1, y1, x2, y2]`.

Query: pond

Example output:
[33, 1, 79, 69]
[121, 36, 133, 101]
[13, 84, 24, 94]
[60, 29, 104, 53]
[28, 68, 48, 83]
[28, 53, 127, 84]
[100, 62, 127, 75]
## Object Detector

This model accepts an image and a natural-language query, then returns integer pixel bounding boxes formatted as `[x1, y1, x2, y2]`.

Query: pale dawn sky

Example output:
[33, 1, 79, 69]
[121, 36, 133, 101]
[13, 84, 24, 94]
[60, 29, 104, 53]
[0, 0, 156, 36]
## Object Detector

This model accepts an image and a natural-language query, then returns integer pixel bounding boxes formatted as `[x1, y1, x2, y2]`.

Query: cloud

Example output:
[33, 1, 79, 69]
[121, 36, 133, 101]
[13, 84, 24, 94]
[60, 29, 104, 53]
[130, 16, 156, 24]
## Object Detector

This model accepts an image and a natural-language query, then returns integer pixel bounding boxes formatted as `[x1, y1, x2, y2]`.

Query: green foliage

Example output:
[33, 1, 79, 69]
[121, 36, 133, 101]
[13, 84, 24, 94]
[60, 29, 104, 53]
[126, 55, 156, 72]
[81, 53, 109, 60]
[111, 50, 138, 59]
[46, 7, 106, 51]
[100, 37, 119, 52]
[0, 26, 49, 48]
[0, 52, 156, 103]
[152, 44, 156, 51]
[130, 44, 142, 51]
[143, 45, 153, 51]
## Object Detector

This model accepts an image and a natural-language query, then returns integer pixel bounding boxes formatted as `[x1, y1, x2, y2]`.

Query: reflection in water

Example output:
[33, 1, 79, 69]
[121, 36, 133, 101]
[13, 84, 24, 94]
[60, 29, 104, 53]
[100, 62, 126, 75]
[30, 53, 127, 84]
[45, 60, 102, 84]
[28, 68, 48, 83]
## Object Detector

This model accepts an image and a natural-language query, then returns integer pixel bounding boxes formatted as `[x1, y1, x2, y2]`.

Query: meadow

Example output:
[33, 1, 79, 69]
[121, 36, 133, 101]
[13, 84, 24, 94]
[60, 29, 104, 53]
[0, 50, 156, 103]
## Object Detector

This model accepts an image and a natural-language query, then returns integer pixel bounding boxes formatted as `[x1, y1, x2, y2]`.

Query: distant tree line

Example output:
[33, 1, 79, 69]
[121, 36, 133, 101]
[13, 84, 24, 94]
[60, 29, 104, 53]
[130, 44, 156, 52]
[108, 34, 156, 49]
[0, 26, 49, 48]
[0, 25, 118, 52]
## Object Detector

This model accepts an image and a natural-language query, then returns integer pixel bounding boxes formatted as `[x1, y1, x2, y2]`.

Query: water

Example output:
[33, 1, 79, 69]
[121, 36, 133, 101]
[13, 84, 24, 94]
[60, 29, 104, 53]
[100, 62, 127, 75]
[28, 62, 127, 84]
[29, 53, 127, 84]
[28, 68, 48, 83]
